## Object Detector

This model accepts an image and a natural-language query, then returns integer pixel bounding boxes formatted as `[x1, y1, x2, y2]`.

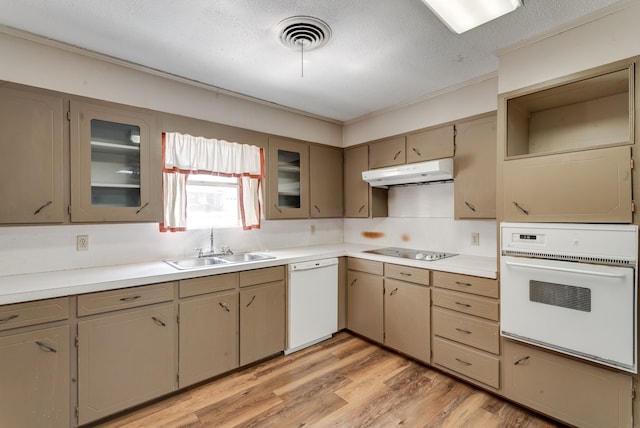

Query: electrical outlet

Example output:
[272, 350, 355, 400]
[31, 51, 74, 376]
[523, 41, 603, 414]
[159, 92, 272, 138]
[310, 224, 316, 235]
[77, 235, 89, 251]
[471, 232, 480, 246]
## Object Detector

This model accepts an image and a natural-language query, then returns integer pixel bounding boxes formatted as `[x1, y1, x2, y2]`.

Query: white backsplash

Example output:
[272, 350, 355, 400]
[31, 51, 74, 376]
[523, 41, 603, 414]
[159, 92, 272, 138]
[0, 219, 344, 276]
[344, 183, 497, 257]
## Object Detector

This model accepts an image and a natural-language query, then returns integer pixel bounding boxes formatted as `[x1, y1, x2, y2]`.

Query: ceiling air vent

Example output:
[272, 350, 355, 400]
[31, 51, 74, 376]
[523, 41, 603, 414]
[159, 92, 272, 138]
[276, 16, 331, 51]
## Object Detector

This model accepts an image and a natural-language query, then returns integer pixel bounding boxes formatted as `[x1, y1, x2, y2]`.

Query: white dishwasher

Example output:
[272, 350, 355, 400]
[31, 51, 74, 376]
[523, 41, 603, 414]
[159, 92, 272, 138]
[286, 258, 338, 354]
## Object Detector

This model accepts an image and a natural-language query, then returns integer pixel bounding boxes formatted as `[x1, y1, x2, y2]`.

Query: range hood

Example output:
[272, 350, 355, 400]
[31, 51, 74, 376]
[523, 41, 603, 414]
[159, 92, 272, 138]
[362, 158, 454, 188]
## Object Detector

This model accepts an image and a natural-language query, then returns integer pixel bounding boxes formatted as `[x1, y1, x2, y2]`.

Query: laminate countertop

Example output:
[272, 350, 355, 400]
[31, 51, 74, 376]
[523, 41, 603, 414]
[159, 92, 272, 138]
[0, 243, 497, 305]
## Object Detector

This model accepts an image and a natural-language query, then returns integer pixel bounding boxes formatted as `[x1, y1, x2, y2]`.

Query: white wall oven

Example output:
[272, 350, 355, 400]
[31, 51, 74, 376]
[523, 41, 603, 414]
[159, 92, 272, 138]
[501, 222, 638, 373]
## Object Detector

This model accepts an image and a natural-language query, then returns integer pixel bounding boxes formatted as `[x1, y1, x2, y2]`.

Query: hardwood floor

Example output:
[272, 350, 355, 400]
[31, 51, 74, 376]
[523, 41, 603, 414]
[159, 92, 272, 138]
[95, 332, 565, 428]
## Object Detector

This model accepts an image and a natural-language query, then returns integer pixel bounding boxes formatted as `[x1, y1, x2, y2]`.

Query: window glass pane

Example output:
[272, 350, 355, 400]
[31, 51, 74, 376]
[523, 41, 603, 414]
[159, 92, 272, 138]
[186, 175, 240, 228]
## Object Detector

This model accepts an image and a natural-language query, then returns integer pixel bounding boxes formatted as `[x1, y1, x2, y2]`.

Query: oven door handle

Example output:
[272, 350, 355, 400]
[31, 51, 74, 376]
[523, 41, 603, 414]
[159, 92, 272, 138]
[504, 261, 628, 278]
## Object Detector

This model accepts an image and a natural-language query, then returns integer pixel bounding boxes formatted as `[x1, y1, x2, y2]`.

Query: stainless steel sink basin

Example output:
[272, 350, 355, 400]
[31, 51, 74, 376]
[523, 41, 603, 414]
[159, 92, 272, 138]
[164, 252, 275, 270]
[213, 253, 275, 263]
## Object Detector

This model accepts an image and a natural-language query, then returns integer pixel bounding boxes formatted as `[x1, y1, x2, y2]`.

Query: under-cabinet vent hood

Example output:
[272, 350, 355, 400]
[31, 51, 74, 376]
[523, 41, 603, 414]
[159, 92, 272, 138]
[362, 158, 454, 187]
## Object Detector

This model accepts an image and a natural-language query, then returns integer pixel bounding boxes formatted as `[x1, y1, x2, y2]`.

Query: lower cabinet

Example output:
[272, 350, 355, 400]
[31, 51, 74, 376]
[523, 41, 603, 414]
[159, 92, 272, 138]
[179, 291, 238, 388]
[0, 325, 70, 428]
[239, 266, 286, 366]
[503, 339, 633, 428]
[346, 259, 384, 343]
[77, 303, 176, 425]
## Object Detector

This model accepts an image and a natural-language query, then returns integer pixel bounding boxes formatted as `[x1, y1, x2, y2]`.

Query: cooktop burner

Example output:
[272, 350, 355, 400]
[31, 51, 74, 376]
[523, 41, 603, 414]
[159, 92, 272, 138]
[364, 247, 457, 261]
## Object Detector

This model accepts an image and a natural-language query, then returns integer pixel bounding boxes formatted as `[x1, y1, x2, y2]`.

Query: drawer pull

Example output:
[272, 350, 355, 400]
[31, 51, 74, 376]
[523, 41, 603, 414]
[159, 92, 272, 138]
[119, 295, 142, 302]
[455, 301, 472, 308]
[400, 272, 412, 277]
[393, 150, 402, 160]
[455, 358, 472, 366]
[273, 204, 282, 214]
[358, 204, 365, 213]
[464, 201, 476, 212]
[455, 281, 472, 287]
[136, 202, 149, 214]
[314, 205, 321, 213]
[0, 314, 19, 323]
[246, 295, 257, 307]
[514, 356, 530, 366]
[512, 201, 529, 215]
[389, 288, 398, 296]
[455, 327, 472, 334]
[34, 200, 53, 215]
[218, 302, 231, 312]
[152, 316, 166, 327]
[350, 278, 358, 287]
[35, 341, 57, 353]
[412, 147, 422, 157]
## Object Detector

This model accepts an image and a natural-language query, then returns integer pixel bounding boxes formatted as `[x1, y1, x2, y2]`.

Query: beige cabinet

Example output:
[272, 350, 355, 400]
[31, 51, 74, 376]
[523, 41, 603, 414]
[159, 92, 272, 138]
[384, 264, 430, 363]
[503, 145, 632, 223]
[310, 144, 343, 217]
[70, 99, 161, 222]
[179, 290, 238, 387]
[343, 145, 388, 218]
[504, 340, 633, 428]
[0, 84, 64, 224]
[406, 125, 454, 164]
[368, 136, 406, 168]
[0, 297, 70, 428]
[454, 115, 497, 219]
[346, 258, 384, 343]
[77, 286, 175, 425]
[239, 266, 286, 365]
[267, 137, 309, 219]
[431, 271, 500, 389]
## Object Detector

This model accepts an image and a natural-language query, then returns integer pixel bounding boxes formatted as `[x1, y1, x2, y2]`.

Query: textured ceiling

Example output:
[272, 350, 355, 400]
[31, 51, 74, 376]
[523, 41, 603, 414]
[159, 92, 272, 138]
[0, 0, 628, 122]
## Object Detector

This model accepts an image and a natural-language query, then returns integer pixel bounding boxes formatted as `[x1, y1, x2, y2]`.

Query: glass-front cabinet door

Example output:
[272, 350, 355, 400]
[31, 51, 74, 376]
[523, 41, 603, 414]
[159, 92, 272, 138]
[70, 100, 160, 222]
[267, 138, 309, 219]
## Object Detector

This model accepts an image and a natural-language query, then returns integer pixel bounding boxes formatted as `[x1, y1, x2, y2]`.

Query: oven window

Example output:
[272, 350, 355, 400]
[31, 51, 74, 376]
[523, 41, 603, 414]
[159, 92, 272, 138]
[529, 281, 591, 312]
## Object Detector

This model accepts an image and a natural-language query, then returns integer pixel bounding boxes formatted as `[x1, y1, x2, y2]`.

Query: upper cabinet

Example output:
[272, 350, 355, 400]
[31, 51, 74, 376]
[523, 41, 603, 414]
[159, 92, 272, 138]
[454, 114, 497, 219]
[267, 137, 309, 219]
[344, 145, 388, 218]
[0, 84, 64, 224]
[368, 136, 406, 168]
[70, 100, 161, 222]
[499, 58, 636, 223]
[406, 125, 454, 163]
[310, 144, 343, 218]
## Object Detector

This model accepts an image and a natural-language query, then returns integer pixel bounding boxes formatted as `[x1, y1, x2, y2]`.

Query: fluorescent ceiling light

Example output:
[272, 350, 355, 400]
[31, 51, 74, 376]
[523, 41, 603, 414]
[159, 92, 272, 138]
[422, 0, 522, 34]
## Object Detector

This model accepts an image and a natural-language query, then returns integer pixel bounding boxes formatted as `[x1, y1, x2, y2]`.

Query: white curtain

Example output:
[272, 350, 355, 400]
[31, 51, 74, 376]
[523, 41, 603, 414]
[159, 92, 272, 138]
[161, 132, 264, 231]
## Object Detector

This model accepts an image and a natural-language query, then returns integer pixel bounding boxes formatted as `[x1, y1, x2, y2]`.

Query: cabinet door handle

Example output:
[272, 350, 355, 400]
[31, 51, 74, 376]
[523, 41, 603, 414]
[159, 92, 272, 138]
[464, 201, 476, 212]
[455, 327, 472, 334]
[0, 314, 19, 323]
[389, 288, 398, 296]
[512, 201, 529, 215]
[152, 316, 166, 327]
[411, 147, 422, 157]
[314, 205, 321, 213]
[273, 204, 282, 214]
[218, 302, 231, 312]
[455, 281, 472, 287]
[358, 204, 365, 214]
[393, 150, 402, 160]
[136, 202, 150, 214]
[455, 301, 471, 308]
[350, 278, 358, 287]
[35, 341, 57, 353]
[34, 200, 53, 215]
[455, 358, 472, 366]
[246, 295, 256, 307]
[119, 295, 142, 302]
[514, 356, 530, 365]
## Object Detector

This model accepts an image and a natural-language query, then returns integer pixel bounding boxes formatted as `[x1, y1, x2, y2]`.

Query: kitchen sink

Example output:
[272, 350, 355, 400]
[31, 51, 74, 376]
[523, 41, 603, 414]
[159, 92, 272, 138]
[164, 252, 275, 270]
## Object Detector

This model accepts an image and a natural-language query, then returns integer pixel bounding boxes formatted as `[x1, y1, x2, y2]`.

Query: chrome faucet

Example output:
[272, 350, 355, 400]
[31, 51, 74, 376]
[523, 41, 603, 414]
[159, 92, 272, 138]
[208, 227, 215, 255]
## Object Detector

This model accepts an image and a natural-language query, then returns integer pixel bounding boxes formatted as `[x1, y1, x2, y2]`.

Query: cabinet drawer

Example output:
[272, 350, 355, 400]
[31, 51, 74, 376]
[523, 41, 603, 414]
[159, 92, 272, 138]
[77, 282, 174, 316]
[240, 266, 285, 288]
[432, 307, 499, 354]
[0, 297, 69, 332]
[347, 257, 383, 275]
[432, 288, 499, 321]
[385, 263, 429, 286]
[180, 273, 238, 298]
[432, 271, 498, 298]
[432, 337, 499, 389]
